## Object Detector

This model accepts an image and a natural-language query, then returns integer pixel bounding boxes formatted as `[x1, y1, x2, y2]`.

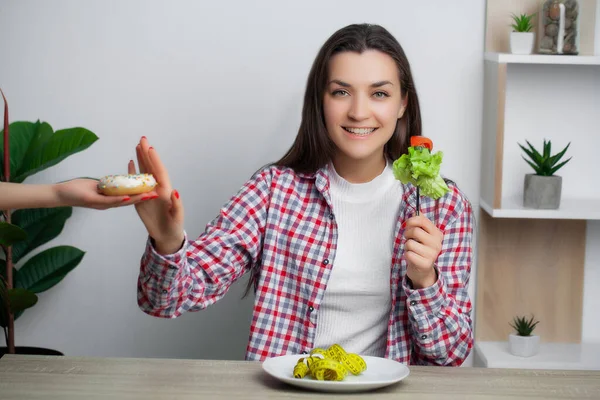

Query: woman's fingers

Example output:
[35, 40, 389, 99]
[138, 137, 154, 174]
[137, 137, 172, 194]
[94, 190, 158, 209]
[404, 247, 431, 269]
[136, 144, 148, 174]
[128, 159, 136, 175]
[169, 189, 184, 223]
[148, 146, 172, 190]
[404, 215, 437, 235]
[404, 227, 428, 244]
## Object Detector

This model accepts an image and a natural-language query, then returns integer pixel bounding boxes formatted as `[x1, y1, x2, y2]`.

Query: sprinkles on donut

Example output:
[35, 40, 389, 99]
[97, 174, 157, 196]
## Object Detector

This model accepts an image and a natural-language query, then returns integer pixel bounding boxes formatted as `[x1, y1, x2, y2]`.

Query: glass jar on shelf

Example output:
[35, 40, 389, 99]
[537, 0, 580, 55]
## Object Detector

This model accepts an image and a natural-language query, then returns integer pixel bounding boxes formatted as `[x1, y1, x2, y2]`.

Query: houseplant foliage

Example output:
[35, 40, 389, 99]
[509, 12, 536, 55]
[0, 88, 98, 355]
[519, 139, 571, 177]
[508, 315, 540, 357]
[511, 13, 535, 33]
[510, 315, 540, 337]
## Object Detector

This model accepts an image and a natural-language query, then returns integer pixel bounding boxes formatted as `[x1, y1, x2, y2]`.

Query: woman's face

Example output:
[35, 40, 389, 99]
[323, 50, 407, 167]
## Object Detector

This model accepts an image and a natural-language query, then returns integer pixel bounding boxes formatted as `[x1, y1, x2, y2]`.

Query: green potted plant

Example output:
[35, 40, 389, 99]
[510, 12, 536, 54]
[508, 315, 540, 357]
[0, 89, 98, 356]
[518, 139, 571, 209]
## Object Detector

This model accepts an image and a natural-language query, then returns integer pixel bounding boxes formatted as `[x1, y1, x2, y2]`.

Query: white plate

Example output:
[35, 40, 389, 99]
[261, 354, 410, 393]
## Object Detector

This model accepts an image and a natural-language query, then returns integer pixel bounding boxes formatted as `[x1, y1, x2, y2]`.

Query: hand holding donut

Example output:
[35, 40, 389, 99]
[57, 178, 156, 210]
[129, 136, 185, 255]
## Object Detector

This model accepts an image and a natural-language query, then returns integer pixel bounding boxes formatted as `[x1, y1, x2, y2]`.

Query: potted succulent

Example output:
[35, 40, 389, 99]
[519, 139, 571, 209]
[0, 89, 98, 357]
[509, 315, 540, 357]
[510, 12, 536, 54]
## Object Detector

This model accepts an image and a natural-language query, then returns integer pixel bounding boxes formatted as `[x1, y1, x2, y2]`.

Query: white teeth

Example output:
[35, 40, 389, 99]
[345, 127, 376, 135]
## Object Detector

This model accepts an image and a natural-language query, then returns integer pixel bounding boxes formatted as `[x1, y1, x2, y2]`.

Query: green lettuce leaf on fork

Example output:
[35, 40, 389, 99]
[392, 147, 449, 199]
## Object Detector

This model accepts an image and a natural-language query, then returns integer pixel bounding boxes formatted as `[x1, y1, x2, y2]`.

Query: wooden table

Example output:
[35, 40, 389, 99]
[1, 354, 599, 399]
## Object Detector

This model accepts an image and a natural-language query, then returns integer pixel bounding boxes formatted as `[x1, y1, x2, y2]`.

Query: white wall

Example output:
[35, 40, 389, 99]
[0, 0, 485, 360]
[596, 0, 600, 55]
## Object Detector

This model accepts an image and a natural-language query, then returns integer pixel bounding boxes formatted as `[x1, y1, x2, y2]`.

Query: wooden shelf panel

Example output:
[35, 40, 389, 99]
[475, 212, 585, 343]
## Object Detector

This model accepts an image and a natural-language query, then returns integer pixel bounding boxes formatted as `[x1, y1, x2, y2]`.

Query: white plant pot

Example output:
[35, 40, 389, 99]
[509, 334, 540, 357]
[510, 32, 535, 55]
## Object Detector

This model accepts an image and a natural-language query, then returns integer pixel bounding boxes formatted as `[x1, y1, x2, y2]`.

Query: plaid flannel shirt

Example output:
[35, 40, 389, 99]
[137, 164, 474, 366]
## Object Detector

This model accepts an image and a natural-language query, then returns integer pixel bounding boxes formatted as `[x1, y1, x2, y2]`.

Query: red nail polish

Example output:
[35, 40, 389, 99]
[141, 196, 149, 200]
[141, 136, 147, 139]
[174, 190, 179, 199]
[150, 195, 159, 199]
[149, 146, 154, 150]
[122, 196, 130, 202]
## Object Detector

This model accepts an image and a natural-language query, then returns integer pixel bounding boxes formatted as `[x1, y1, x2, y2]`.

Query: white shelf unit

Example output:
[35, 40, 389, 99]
[475, 51, 600, 369]
[474, 341, 600, 371]
[480, 198, 600, 220]
[484, 52, 600, 65]
[480, 52, 600, 220]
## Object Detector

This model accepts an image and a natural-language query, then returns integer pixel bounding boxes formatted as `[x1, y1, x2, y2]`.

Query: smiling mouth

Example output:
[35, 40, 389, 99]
[343, 127, 378, 136]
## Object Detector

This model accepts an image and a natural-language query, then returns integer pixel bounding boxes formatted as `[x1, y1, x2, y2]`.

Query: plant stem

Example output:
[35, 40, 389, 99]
[4, 246, 14, 353]
[0, 246, 9, 348]
[1, 88, 15, 354]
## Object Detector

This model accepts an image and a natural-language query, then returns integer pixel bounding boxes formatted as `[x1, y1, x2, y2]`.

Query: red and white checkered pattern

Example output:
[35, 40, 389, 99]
[137, 165, 474, 366]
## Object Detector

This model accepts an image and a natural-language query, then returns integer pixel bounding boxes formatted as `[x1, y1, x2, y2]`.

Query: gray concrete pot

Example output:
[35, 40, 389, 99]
[523, 174, 562, 209]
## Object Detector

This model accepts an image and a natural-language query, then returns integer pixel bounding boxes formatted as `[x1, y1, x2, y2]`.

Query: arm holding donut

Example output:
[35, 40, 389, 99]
[0, 177, 157, 210]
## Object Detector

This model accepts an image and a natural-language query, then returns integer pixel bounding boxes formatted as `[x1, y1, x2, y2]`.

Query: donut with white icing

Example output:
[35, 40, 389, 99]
[97, 174, 157, 196]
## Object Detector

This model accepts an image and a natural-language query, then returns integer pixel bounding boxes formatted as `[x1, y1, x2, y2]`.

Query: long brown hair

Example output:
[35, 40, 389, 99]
[274, 23, 422, 173]
[243, 24, 423, 297]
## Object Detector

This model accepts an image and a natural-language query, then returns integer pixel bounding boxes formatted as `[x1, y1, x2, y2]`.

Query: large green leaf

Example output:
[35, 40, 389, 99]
[10, 207, 72, 264]
[17, 122, 55, 178]
[7, 288, 38, 313]
[0, 264, 27, 328]
[0, 221, 27, 246]
[0, 121, 40, 179]
[12, 127, 98, 183]
[0, 293, 31, 327]
[0, 261, 18, 285]
[15, 246, 85, 293]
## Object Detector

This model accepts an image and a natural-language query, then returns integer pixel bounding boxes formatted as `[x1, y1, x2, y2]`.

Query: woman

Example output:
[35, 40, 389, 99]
[133, 23, 474, 366]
